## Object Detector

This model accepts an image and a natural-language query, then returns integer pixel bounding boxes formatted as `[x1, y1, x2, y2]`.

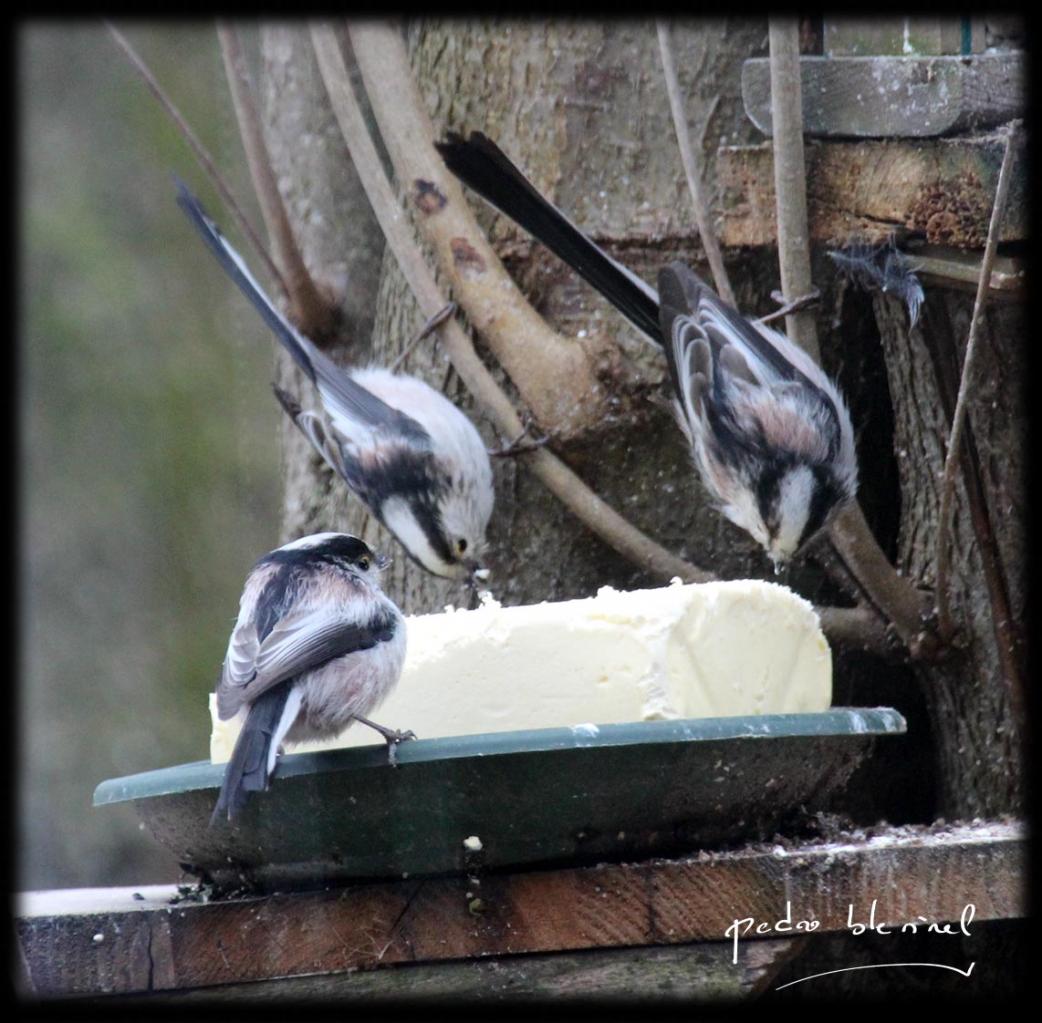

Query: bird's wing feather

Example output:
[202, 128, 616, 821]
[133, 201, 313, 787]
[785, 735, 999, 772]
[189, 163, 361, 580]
[660, 262, 800, 385]
[272, 386, 349, 478]
[224, 623, 260, 687]
[311, 355, 431, 444]
[295, 408, 352, 479]
[662, 310, 707, 432]
[658, 262, 845, 462]
[219, 608, 396, 705]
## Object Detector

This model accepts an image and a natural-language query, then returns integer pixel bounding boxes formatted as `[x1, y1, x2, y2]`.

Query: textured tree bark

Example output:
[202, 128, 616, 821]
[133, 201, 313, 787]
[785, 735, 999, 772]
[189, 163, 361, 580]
[258, 24, 385, 545]
[371, 19, 784, 615]
[255, 21, 1023, 820]
[872, 289, 1025, 816]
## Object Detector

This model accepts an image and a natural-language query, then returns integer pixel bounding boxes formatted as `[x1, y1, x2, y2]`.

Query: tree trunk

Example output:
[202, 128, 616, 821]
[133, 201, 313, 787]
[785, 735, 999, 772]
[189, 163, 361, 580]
[255, 20, 1023, 822]
[257, 24, 385, 544]
[367, 18, 781, 615]
[873, 289, 1025, 816]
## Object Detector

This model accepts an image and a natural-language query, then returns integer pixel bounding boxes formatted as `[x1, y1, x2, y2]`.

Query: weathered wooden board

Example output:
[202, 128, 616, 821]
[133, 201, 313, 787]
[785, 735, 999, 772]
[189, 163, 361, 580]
[82, 940, 806, 1002]
[909, 247, 1025, 298]
[17, 820, 1024, 998]
[718, 135, 1026, 248]
[742, 55, 1023, 138]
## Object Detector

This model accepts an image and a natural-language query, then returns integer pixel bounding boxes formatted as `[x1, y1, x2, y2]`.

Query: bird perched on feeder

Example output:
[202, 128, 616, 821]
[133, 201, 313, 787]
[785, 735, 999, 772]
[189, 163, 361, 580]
[212, 532, 408, 823]
[175, 181, 494, 584]
[436, 132, 858, 566]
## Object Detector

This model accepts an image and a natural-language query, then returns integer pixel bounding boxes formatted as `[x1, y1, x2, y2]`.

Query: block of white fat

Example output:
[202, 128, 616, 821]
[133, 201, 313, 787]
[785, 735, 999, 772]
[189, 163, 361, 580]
[209, 579, 832, 764]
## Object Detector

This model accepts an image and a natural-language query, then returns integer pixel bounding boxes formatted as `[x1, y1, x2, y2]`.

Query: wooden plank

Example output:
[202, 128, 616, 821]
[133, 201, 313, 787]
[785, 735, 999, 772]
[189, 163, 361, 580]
[84, 940, 806, 1002]
[718, 135, 1026, 248]
[909, 247, 1025, 298]
[17, 820, 1024, 998]
[742, 55, 1023, 138]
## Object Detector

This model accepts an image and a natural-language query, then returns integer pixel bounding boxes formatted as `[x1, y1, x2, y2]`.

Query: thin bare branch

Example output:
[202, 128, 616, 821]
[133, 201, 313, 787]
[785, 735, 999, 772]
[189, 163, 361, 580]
[815, 606, 897, 660]
[935, 121, 1021, 643]
[217, 22, 339, 342]
[655, 21, 735, 306]
[105, 21, 286, 296]
[309, 23, 712, 586]
[389, 301, 457, 372]
[767, 19, 819, 360]
[766, 17, 935, 656]
[828, 506, 935, 656]
[757, 288, 821, 325]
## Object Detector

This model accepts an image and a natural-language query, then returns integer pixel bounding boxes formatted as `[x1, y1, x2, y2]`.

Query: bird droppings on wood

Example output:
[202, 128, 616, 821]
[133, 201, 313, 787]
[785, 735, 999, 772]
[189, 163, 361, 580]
[450, 237, 487, 277]
[413, 179, 448, 215]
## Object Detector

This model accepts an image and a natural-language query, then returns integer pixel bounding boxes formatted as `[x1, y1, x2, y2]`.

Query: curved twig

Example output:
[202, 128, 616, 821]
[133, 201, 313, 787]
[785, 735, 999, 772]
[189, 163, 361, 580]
[106, 21, 286, 297]
[816, 606, 898, 660]
[217, 22, 339, 343]
[310, 23, 711, 586]
[656, 21, 735, 307]
[344, 21, 613, 437]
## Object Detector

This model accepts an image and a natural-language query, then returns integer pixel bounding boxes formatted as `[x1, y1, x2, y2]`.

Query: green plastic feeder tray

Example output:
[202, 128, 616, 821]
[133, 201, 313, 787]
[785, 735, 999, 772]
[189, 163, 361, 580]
[94, 707, 905, 892]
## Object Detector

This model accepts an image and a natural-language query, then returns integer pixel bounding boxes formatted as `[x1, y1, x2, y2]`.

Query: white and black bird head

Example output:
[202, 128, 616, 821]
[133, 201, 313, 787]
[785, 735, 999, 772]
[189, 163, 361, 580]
[330, 367, 494, 582]
[174, 180, 494, 583]
[658, 263, 858, 566]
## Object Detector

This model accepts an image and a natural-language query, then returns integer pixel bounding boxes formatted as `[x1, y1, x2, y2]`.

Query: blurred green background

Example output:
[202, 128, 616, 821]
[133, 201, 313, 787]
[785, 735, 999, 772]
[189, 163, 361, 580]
[20, 22, 282, 889]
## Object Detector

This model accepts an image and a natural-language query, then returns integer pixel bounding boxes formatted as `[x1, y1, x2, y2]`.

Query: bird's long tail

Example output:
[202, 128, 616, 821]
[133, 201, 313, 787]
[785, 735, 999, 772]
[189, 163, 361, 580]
[210, 686, 292, 825]
[175, 178, 409, 438]
[435, 132, 662, 343]
[173, 178, 318, 385]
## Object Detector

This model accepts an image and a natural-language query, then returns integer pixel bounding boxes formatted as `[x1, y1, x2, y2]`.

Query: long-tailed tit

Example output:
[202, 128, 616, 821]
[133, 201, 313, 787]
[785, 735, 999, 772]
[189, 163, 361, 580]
[658, 263, 857, 566]
[212, 532, 408, 823]
[175, 182, 494, 583]
[436, 132, 858, 564]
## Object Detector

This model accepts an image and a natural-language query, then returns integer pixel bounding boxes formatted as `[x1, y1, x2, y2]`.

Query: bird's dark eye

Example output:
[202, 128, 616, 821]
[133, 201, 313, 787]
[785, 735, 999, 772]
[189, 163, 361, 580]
[457, 538, 468, 555]
[358, 556, 370, 571]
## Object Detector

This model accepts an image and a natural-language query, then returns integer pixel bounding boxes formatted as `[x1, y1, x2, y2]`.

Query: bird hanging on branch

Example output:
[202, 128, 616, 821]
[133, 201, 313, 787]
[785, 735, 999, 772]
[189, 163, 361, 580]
[175, 180, 494, 585]
[436, 132, 858, 566]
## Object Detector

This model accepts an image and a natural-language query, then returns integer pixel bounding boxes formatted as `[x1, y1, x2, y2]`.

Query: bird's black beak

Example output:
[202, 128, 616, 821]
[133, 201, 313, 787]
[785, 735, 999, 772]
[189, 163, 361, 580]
[461, 561, 489, 610]
[375, 552, 391, 571]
